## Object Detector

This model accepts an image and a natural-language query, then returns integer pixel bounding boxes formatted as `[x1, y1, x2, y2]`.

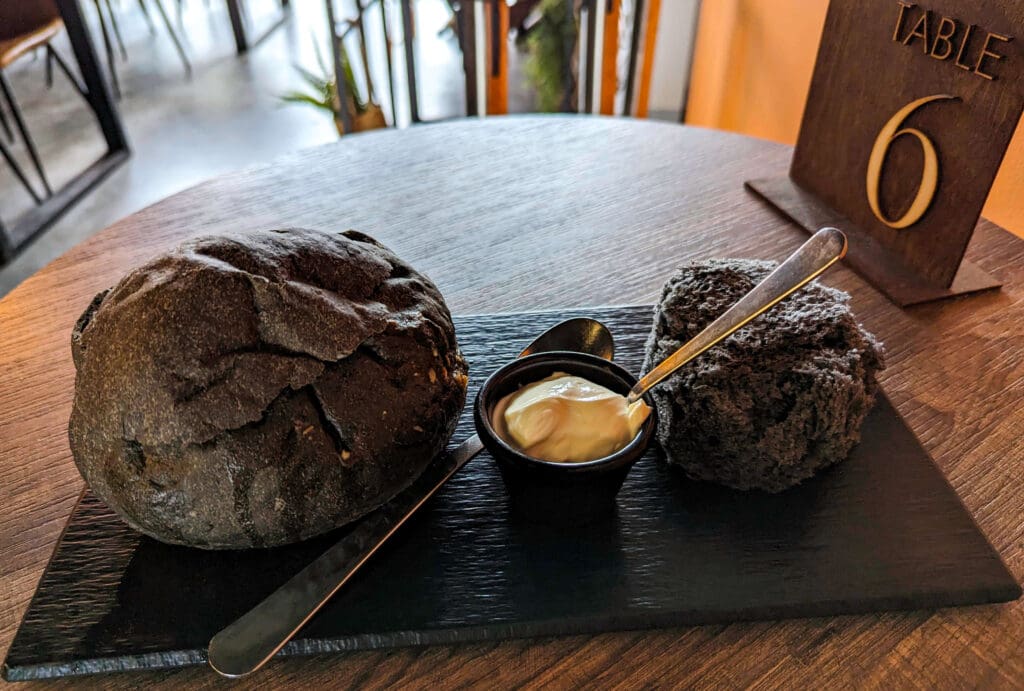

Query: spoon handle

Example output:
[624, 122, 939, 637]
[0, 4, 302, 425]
[627, 227, 848, 404]
[207, 434, 485, 678]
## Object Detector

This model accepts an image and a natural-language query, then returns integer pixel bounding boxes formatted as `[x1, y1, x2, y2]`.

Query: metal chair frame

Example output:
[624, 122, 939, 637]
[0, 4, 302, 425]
[0, 100, 13, 141]
[1, 39, 95, 201]
[0, 0, 129, 264]
[0, 134, 44, 206]
[92, 0, 193, 99]
[0, 67, 55, 198]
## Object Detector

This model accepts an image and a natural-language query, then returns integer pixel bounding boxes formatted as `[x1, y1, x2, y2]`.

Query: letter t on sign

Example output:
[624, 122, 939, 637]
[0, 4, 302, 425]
[744, 0, 1024, 307]
[893, 1, 915, 42]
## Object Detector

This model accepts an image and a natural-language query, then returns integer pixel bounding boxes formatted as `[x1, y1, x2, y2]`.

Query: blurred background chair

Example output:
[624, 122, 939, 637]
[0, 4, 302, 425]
[0, 134, 44, 206]
[92, 0, 193, 98]
[0, 0, 88, 198]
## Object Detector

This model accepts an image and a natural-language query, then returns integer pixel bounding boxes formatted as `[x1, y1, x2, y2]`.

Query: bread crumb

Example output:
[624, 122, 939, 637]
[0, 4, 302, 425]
[274, 497, 286, 512]
[428, 369, 437, 383]
[413, 425, 424, 432]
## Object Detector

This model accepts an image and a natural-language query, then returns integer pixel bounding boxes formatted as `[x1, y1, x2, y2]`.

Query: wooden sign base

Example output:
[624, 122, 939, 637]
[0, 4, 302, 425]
[745, 176, 1002, 307]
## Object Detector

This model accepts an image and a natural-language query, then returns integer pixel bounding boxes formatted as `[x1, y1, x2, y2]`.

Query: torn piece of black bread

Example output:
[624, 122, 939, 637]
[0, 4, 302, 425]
[69, 228, 468, 549]
[642, 259, 884, 493]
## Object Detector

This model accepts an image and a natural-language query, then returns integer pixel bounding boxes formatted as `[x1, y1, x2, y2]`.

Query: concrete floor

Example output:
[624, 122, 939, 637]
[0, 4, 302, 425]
[0, 0, 501, 298]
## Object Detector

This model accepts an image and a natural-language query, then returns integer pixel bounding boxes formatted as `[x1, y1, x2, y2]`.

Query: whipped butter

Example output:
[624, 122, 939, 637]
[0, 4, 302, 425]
[492, 372, 651, 463]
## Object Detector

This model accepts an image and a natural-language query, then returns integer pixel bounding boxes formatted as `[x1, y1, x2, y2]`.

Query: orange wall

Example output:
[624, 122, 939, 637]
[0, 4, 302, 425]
[685, 0, 1024, 238]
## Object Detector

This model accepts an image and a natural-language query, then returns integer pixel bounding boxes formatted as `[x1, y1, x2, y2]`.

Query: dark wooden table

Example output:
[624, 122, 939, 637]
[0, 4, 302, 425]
[1, 117, 1022, 688]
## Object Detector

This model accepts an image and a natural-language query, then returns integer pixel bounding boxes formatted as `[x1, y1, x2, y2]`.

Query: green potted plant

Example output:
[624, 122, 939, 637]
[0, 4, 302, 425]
[283, 41, 386, 136]
[523, 0, 579, 112]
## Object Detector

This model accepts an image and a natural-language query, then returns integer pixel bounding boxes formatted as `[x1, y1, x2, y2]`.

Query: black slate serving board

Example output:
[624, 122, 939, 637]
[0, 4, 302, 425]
[3, 306, 1019, 681]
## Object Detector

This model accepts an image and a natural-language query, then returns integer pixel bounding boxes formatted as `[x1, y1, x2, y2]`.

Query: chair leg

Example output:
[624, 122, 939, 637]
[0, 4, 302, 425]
[45, 49, 54, 88]
[104, 0, 130, 61]
[0, 136, 44, 204]
[138, 0, 159, 35]
[0, 70, 53, 197]
[93, 0, 122, 98]
[0, 105, 15, 143]
[47, 45, 89, 100]
[239, 0, 251, 28]
[151, 0, 192, 76]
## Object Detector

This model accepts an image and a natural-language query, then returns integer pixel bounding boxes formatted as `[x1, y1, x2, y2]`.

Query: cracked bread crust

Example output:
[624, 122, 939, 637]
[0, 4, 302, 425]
[642, 259, 884, 493]
[69, 228, 468, 549]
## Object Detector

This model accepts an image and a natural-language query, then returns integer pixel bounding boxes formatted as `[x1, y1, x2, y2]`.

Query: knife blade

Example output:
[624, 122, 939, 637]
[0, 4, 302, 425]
[207, 433, 484, 678]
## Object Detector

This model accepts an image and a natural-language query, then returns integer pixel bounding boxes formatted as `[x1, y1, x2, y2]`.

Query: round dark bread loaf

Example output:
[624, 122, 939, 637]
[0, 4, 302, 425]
[69, 228, 468, 549]
[643, 259, 884, 493]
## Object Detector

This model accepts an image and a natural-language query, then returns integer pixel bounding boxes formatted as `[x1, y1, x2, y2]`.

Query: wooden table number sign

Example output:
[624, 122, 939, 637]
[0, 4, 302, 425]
[746, 0, 1024, 306]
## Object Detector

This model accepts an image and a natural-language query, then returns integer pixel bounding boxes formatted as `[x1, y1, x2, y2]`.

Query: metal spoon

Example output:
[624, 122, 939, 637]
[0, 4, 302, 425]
[520, 317, 615, 361]
[208, 318, 614, 678]
[626, 227, 848, 405]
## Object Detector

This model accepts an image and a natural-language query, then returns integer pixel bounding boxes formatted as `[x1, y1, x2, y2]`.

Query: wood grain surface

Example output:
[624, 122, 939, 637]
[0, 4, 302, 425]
[1, 116, 1022, 688]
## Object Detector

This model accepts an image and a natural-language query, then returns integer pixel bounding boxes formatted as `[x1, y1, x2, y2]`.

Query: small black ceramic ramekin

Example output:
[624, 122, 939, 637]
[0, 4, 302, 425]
[474, 352, 657, 525]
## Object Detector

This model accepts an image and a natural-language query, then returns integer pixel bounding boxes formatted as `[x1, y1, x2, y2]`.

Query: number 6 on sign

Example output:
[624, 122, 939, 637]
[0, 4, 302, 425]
[866, 95, 956, 229]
